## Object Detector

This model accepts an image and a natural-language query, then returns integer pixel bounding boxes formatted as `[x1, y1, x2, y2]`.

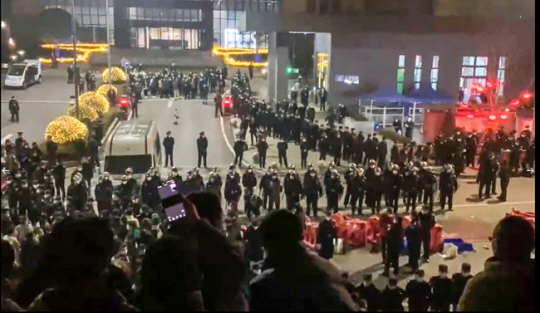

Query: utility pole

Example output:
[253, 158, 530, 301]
[71, 0, 79, 119]
[105, 0, 112, 85]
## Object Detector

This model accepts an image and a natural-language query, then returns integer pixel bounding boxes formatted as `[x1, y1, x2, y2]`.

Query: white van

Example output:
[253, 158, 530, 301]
[103, 120, 162, 178]
[4, 59, 42, 89]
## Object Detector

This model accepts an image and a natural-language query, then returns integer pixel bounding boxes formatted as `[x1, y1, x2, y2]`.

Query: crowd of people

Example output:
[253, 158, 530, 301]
[1, 65, 535, 311]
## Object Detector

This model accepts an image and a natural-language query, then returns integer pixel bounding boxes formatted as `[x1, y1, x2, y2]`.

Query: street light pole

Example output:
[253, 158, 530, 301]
[105, 0, 112, 85]
[71, 0, 79, 119]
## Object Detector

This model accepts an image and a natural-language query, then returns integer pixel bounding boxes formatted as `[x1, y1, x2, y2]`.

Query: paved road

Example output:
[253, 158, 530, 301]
[1, 75, 93, 145]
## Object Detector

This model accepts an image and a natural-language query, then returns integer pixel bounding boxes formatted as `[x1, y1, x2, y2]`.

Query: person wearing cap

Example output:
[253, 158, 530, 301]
[318, 132, 329, 161]
[405, 269, 431, 311]
[458, 216, 535, 311]
[163, 131, 175, 167]
[430, 264, 453, 311]
[196, 131, 208, 168]
[9, 96, 19, 123]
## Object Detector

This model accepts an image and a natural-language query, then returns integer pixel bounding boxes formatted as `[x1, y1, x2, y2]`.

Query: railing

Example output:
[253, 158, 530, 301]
[359, 99, 424, 130]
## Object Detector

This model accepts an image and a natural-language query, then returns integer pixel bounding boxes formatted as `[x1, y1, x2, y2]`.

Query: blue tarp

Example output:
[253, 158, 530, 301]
[406, 86, 456, 104]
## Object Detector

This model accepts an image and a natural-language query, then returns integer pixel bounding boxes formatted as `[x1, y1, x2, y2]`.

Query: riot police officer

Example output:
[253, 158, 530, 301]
[224, 171, 242, 212]
[284, 165, 303, 211]
[95, 172, 113, 213]
[403, 166, 420, 213]
[300, 137, 309, 168]
[267, 170, 282, 210]
[349, 167, 366, 215]
[343, 163, 357, 207]
[387, 164, 403, 214]
[169, 167, 183, 185]
[242, 165, 257, 206]
[303, 166, 323, 217]
[326, 169, 343, 214]
[439, 164, 458, 211]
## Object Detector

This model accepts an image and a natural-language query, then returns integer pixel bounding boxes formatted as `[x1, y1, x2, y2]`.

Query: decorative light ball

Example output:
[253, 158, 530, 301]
[102, 67, 127, 84]
[79, 91, 110, 113]
[95, 84, 118, 97]
[67, 102, 98, 121]
[45, 116, 88, 144]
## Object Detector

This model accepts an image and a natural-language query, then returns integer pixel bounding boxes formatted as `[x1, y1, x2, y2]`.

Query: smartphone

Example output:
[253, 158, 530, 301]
[158, 180, 179, 200]
[164, 202, 187, 222]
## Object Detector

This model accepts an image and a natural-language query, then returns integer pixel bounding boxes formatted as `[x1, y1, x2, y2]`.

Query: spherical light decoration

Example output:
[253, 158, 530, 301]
[95, 84, 118, 97]
[67, 102, 98, 121]
[102, 67, 127, 84]
[79, 91, 110, 113]
[45, 116, 88, 144]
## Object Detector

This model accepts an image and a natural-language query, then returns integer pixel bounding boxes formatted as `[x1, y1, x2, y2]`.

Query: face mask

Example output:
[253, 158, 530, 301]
[15, 174, 21, 178]
[388, 285, 397, 290]
[416, 276, 424, 282]
[392, 170, 398, 174]
[248, 169, 252, 173]
[122, 181, 127, 185]
[439, 273, 447, 278]
[272, 175, 277, 179]
[369, 165, 375, 169]
[127, 175, 133, 179]
[310, 173, 316, 177]
[103, 176, 109, 180]
[77, 167, 82, 171]
[147, 177, 151, 181]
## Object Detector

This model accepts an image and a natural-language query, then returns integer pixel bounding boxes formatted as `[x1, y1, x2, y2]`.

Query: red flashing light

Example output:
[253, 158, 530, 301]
[521, 92, 532, 100]
[467, 114, 474, 119]
[510, 99, 520, 107]
[460, 102, 469, 108]
[488, 115, 497, 121]
[223, 98, 231, 108]
[486, 81, 493, 88]
[500, 114, 508, 120]
[476, 86, 484, 93]
[119, 98, 129, 107]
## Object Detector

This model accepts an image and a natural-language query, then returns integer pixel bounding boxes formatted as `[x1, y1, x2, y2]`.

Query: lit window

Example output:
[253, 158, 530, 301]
[431, 55, 439, 90]
[397, 55, 405, 94]
[414, 55, 422, 89]
[432, 55, 439, 69]
[497, 56, 507, 96]
[460, 55, 488, 101]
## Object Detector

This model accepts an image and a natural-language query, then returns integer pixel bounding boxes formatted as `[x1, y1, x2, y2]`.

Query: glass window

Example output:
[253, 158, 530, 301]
[462, 56, 475, 66]
[461, 67, 474, 76]
[475, 67, 487, 77]
[398, 55, 405, 68]
[90, 6, 97, 14]
[145, 8, 153, 20]
[149, 28, 160, 40]
[91, 15, 98, 25]
[414, 69, 421, 83]
[415, 55, 422, 68]
[397, 82, 404, 94]
[98, 6, 106, 15]
[153, 9, 161, 20]
[414, 82, 420, 90]
[431, 69, 439, 81]
[431, 82, 437, 90]
[497, 69, 505, 80]
[99, 16, 106, 26]
[475, 56, 488, 66]
[161, 28, 170, 40]
[82, 6, 90, 14]
[82, 15, 90, 25]
[129, 8, 137, 20]
[397, 69, 405, 82]
[432, 56, 439, 68]
[173, 29, 182, 41]
[498, 56, 507, 69]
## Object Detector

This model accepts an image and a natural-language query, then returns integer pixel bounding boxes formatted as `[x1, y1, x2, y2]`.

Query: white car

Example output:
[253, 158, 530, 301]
[4, 59, 42, 89]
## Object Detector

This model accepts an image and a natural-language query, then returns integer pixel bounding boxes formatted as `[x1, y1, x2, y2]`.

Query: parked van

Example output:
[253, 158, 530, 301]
[103, 120, 162, 178]
[4, 59, 42, 89]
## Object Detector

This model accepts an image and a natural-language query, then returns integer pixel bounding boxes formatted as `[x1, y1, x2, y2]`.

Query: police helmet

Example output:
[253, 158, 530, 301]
[350, 163, 357, 169]
[125, 167, 133, 174]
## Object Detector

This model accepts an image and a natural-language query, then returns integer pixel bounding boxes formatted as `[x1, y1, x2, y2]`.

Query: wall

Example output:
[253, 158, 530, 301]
[325, 31, 535, 107]
[433, 0, 535, 18]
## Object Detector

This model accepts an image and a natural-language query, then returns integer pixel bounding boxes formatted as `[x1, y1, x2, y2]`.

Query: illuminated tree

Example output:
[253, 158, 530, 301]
[45, 116, 88, 144]
[95, 84, 117, 97]
[102, 67, 127, 84]
[67, 102, 98, 122]
[79, 91, 110, 113]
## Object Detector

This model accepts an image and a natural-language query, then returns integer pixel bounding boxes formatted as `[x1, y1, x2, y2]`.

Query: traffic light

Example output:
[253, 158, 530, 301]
[286, 66, 293, 75]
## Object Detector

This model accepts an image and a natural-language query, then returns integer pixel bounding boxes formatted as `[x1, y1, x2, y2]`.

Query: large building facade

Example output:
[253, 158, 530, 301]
[8, 0, 536, 105]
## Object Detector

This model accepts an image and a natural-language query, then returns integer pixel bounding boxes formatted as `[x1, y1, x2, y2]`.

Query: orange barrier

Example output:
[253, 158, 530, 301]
[331, 212, 350, 238]
[366, 215, 381, 245]
[431, 224, 444, 253]
[343, 219, 368, 248]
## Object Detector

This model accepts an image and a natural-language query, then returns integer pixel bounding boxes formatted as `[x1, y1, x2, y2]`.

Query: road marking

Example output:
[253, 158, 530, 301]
[167, 100, 173, 108]
[453, 200, 535, 209]
[0, 100, 67, 103]
[219, 115, 261, 171]
[1, 134, 13, 144]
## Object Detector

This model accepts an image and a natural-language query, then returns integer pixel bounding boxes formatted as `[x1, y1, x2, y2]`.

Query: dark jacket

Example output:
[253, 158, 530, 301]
[197, 137, 208, 153]
[405, 279, 431, 311]
[458, 258, 535, 312]
[163, 136, 175, 152]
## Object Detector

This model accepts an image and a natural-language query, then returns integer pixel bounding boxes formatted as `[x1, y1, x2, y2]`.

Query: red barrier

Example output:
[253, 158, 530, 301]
[506, 208, 535, 239]
[344, 219, 368, 248]
[431, 224, 444, 253]
[366, 215, 381, 245]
